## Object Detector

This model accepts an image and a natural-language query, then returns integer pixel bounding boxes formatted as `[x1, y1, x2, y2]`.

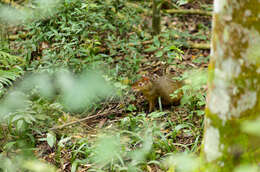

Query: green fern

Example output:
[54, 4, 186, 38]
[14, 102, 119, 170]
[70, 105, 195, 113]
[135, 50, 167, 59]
[0, 50, 25, 68]
[0, 68, 23, 87]
[0, 51, 25, 88]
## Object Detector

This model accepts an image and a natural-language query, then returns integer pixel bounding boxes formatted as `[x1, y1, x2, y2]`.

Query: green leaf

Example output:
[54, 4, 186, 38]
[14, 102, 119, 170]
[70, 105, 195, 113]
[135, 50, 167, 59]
[46, 132, 56, 148]
[195, 110, 205, 116]
[153, 36, 160, 47]
[144, 46, 157, 52]
[148, 111, 168, 118]
[177, 0, 189, 6]
[3, 141, 16, 151]
[155, 51, 164, 57]
[71, 160, 78, 172]
[16, 120, 25, 133]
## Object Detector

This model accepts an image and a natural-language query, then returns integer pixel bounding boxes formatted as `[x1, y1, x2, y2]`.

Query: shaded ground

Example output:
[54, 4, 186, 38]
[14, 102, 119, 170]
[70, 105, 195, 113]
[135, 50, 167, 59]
[1, 0, 213, 171]
[38, 1, 212, 171]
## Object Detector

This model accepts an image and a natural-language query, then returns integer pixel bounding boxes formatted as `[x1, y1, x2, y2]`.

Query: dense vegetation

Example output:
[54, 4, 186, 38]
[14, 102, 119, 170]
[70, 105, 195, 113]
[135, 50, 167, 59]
[0, 0, 213, 171]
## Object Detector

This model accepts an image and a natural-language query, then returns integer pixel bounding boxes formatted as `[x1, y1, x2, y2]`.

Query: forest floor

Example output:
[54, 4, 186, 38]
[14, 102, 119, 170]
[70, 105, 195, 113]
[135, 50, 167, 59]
[0, 0, 213, 171]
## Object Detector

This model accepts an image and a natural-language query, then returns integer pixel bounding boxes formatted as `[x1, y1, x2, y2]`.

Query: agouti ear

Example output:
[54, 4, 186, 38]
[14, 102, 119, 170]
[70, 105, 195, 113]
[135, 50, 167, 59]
[141, 76, 150, 82]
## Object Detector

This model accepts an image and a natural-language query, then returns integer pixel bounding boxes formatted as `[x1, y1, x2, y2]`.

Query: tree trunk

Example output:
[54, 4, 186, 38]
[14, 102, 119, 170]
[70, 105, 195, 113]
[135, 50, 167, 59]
[152, 0, 161, 35]
[201, 0, 260, 171]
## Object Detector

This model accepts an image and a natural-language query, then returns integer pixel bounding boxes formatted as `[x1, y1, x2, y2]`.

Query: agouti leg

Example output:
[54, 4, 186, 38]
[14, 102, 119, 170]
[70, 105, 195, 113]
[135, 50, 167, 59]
[148, 100, 155, 112]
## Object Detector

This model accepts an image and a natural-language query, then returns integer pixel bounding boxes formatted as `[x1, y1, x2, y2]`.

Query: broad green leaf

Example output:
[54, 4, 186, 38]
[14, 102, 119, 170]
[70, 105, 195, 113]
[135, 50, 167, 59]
[46, 132, 56, 148]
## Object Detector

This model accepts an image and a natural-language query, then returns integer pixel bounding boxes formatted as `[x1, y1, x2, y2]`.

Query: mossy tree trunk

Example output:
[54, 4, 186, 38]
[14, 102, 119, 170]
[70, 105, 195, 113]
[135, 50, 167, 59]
[152, 0, 161, 35]
[201, 0, 260, 171]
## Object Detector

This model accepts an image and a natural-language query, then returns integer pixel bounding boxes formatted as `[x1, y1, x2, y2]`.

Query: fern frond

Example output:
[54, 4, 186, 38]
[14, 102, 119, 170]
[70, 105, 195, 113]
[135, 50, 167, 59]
[0, 50, 25, 67]
[0, 68, 23, 87]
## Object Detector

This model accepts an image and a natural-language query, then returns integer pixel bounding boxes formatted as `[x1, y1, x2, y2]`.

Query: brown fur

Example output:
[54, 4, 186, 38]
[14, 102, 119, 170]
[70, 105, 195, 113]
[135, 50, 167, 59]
[132, 76, 183, 112]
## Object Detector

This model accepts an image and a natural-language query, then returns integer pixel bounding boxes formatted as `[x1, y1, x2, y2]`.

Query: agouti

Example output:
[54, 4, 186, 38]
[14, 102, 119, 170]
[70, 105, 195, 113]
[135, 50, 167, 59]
[132, 76, 184, 112]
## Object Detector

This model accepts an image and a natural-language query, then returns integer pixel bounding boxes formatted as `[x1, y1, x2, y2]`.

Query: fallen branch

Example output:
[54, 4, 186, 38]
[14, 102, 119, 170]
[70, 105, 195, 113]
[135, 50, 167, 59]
[128, 40, 153, 47]
[185, 42, 210, 50]
[165, 9, 212, 16]
[129, 40, 210, 50]
[50, 108, 115, 130]
[125, 2, 148, 14]
[8, 33, 27, 40]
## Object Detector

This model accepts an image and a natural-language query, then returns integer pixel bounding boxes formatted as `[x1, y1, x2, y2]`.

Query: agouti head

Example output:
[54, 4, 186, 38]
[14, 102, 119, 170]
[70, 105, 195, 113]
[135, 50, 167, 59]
[132, 76, 152, 92]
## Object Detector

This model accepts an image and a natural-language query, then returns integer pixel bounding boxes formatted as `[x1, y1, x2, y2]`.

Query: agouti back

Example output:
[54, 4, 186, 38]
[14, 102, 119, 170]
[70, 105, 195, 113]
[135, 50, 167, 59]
[132, 76, 183, 112]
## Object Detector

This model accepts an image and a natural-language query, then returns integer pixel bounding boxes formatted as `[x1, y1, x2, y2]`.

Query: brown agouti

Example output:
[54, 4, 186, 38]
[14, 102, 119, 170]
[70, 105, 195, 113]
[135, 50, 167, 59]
[132, 76, 184, 112]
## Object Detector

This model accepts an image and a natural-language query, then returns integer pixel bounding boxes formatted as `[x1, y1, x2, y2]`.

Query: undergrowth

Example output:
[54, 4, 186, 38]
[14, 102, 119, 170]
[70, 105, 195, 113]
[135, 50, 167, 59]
[0, 0, 210, 171]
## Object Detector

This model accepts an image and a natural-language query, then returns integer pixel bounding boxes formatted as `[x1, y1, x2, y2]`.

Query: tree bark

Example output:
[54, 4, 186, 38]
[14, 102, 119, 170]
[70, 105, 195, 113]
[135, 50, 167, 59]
[201, 0, 260, 171]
